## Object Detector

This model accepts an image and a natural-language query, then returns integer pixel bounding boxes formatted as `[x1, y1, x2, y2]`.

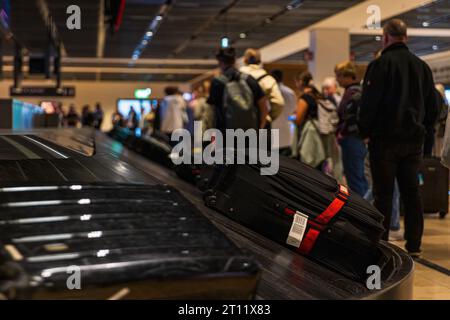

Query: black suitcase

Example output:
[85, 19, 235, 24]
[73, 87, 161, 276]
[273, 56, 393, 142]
[135, 135, 173, 168]
[419, 157, 449, 218]
[205, 157, 390, 282]
[108, 127, 132, 144]
[174, 163, 202, 184]
[0, 183, 260, 299]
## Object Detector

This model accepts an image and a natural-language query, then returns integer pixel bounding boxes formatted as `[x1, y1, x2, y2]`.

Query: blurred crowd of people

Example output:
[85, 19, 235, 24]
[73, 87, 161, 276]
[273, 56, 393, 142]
[54, 102, 104, 130]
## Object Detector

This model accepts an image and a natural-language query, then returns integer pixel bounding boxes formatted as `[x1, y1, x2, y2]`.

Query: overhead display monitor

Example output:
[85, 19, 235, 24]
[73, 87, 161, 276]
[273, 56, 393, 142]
[117, 99, 157, 119]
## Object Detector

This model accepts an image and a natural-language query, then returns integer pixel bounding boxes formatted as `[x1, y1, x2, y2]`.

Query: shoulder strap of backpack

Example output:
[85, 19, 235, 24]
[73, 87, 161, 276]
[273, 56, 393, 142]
[216, 74, 229, 85]
[239, 72, 248, 81]
[348, 84, 362, 93]
[317, 98, 335, 111]
[256, 73, 270, 82]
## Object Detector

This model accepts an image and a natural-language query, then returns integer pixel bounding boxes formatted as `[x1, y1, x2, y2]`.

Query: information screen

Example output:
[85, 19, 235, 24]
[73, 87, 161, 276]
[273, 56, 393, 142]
[117, 99, 157, 119]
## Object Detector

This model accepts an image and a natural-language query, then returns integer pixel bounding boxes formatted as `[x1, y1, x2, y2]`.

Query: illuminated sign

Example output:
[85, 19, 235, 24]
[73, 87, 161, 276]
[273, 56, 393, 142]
[221, 37, 229, 49]
[134, 88, 152, 99]
[10, 86, 75, 97]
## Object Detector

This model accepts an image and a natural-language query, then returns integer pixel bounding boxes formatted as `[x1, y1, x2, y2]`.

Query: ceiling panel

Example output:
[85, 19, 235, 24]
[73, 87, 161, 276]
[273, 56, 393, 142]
[3, 0, 449, 82]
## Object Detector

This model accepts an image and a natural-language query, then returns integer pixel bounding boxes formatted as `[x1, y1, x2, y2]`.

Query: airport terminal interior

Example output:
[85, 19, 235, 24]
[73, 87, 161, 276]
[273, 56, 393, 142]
[0, 0, 449, 301]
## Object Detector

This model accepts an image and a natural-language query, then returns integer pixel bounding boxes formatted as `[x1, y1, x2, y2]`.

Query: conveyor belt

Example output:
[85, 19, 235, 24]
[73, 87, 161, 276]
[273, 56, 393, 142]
[0, 129, 414, 299]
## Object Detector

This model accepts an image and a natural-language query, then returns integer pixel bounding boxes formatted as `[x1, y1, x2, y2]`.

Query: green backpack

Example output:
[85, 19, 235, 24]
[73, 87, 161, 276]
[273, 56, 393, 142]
[217, 73, 258, 130]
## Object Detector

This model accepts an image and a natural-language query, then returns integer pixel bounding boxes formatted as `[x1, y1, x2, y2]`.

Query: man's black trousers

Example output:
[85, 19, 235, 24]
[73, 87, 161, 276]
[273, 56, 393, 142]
[369, 140, 424, 252]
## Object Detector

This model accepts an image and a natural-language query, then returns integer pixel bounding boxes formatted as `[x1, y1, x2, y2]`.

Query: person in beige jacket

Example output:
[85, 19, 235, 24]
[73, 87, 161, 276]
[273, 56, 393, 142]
[240, 48, 285, 129]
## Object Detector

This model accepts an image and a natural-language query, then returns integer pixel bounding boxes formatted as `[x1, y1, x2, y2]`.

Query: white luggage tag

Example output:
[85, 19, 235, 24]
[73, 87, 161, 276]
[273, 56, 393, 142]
[286, 211, 309, 248]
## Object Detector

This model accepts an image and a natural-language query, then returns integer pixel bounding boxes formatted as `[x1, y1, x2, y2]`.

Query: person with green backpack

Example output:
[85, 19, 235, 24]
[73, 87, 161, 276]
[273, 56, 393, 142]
[207, 47, 269, 135]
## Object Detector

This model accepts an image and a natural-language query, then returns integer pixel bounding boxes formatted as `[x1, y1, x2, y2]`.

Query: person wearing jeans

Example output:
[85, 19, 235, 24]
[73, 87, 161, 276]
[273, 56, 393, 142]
[334, 61, 369, 197]
[339, 136, 369, 197]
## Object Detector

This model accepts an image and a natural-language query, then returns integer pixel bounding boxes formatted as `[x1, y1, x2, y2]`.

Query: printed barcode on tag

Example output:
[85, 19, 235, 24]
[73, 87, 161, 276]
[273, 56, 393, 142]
[286, 212, 308, 248]
[293, 213, 307, 227]
[291, 223, 306, 235]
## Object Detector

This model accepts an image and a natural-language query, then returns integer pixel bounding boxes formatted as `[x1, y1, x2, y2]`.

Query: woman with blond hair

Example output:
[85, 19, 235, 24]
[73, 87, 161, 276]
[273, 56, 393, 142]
[334, 61, 368, 197]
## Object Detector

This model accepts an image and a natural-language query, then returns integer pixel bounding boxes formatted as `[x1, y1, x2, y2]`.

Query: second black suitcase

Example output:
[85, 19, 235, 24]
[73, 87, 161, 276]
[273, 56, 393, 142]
[135, 135, 173, 168]
[419, 157, 449, 218]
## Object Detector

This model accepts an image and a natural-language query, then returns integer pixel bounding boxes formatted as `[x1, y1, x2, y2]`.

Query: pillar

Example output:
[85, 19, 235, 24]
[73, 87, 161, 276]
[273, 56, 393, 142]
[308, 28, 350, 88]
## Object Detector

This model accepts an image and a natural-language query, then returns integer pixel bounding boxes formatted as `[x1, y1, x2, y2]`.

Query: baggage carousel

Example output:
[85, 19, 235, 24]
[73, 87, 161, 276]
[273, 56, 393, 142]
[0, 129, 414, 299]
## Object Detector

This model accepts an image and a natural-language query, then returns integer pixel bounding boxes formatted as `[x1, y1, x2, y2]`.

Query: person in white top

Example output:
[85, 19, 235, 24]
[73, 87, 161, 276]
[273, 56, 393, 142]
[159, 86, 188, 139]
[322, 76, 342, 107]
[239, 48, 285, 127]
[270, 69, 297, 154]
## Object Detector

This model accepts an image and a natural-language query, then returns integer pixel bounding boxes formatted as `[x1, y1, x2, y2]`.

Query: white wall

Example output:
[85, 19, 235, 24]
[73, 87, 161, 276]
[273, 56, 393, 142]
[0, 79, 190, 131]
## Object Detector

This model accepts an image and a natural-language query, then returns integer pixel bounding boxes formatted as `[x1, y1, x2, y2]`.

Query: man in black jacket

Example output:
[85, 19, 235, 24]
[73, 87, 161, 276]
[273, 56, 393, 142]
[358, 19, 439, 257]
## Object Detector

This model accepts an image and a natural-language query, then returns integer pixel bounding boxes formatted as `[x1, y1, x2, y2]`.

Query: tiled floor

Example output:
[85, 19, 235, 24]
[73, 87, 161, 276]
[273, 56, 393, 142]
[389, 214, 450, 300]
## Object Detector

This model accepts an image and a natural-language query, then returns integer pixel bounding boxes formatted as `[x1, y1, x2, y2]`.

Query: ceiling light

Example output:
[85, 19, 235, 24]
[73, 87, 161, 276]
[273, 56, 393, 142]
[130, 0, 173, 61]
[422, 22, 430, 27]
[375, 36, 381, 41]
[286, 0, 304, 10]
[239, 33, 247, 39]
[432, 45, 439, 50]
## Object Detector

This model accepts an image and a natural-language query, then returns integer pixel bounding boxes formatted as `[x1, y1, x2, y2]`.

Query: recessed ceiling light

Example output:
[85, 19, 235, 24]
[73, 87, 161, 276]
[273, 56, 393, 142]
[432, 45, 439, 50]
[130, 0, 173, 61]
[422, 22, 430, 27]
[239, 33, 247, 39]
[375, 36, 381, 41]
[286, 5, 293, 10]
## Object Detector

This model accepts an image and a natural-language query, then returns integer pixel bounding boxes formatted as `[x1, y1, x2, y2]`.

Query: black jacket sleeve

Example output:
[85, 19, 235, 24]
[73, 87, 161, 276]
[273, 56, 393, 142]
[423, 66, 439, 133]
[358, 60, 386, 138]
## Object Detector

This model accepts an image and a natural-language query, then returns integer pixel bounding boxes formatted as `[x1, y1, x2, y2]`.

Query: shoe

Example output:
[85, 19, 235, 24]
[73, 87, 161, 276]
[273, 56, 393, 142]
[407, 250, 423, 259]
[389, 229, 404, 241]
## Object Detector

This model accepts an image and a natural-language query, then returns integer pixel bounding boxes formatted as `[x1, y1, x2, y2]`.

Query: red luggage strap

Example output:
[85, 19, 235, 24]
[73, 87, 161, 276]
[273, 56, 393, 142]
[285, 185, 349, 255]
